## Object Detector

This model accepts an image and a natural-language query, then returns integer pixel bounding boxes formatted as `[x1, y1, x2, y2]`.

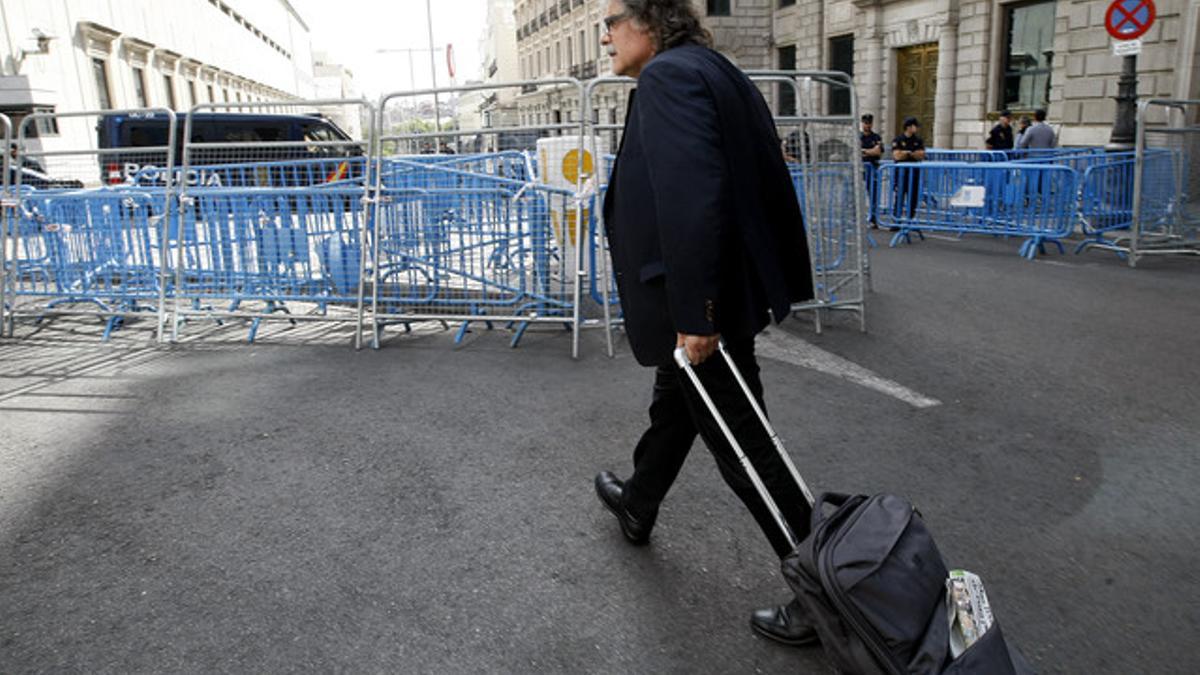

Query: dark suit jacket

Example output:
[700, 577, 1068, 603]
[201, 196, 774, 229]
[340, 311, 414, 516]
[603, 44, 813, 367]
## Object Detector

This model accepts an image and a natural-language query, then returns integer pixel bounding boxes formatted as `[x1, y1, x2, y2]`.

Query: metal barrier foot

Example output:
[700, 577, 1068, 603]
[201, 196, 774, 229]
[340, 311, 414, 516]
[454, 320, 471, 344]
[1074, 236, 1129, 260]
[888, 226, 925, 247]
[102, 315, 123, 342]
[511, 321, 530, 348]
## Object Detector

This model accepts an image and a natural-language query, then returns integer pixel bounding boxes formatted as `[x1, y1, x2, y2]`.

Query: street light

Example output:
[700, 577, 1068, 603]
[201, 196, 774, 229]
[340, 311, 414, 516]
[425, 0, 442, 134]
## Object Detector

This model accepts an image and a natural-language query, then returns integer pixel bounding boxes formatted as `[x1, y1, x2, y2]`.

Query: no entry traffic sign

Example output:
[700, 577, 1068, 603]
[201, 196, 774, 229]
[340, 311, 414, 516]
[1106, 0, 1156, 40]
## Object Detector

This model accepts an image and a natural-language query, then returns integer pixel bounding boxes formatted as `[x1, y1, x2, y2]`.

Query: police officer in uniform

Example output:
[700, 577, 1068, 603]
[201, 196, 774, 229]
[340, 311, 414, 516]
[986, 109, 1014, 151]
[860, 114, 882, 225]
[891, 116, 926, 221]
[860, 114, 882, 164]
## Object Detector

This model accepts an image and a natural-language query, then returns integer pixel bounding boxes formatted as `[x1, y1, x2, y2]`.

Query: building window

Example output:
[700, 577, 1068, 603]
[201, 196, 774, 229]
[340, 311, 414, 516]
[580, 30, 587, 62]
[1002, 0, 1056, 111]
[829, 35, 854, 115]
[132, 67, 149, 107]
[207, 84, 215, 102]
[555, 42, 561, 72]
[163, 74, 177, 109]
[707, 0, 731, 16]
[779, 0, 795, 6]
[92, 58, 113, 109]
[187, 80, 198, 107]
[777, 46, 796, 116]
[223, 88, 230, 102]
[594, 23, 601, 61]
[567, 37, 573, 69]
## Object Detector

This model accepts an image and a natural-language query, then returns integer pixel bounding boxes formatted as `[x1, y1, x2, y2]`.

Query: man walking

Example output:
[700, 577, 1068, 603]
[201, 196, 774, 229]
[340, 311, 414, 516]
[593, 0, 819, 647]
[986, 110, 1015, 150]
[1016, 109, 1057, 149]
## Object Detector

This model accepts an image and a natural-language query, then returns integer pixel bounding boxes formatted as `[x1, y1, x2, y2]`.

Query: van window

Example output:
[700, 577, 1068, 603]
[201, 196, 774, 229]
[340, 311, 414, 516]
[127, 124, 170, 147]
[302, 124, 338, 142]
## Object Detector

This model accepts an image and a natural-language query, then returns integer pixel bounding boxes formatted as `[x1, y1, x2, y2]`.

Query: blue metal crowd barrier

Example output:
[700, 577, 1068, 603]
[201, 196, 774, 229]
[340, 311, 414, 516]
[924, 149, 1009, 163]
[369, 177, 579, 347]
[13, 142, 1184, 345]
[8, 189, 170, 339]
[1009, 148, 1124, 173]
[1005, 148, 1098, 161]
[790, 163, 864, 271]
[131, 156, 369, 190]
[171, 187, 369, 342]
[1075, 150, 1179, 256]
[878, 162, 1079, 259]
[422, 151, 535, 182]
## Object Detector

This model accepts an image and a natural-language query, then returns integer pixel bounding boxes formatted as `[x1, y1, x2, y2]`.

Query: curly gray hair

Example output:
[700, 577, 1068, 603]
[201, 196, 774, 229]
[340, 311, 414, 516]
[619, 0, 713, 50]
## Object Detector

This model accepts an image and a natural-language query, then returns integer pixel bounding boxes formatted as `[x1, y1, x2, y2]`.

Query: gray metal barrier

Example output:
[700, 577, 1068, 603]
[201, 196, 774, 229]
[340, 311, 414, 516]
[371, 79, 591, 357]
[1130, 99, 1200, 266]
[1, 113, 11, 334]
[751, 70, 868, 334]
[174, 99, 375, 346]
[5, 108, 177, 340]
[582, 76, 635, 358]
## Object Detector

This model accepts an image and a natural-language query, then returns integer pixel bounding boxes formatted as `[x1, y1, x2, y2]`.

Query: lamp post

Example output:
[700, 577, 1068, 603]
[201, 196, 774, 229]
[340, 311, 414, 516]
[425, 0, 442, 134]
[1107, 54, 1138, 151]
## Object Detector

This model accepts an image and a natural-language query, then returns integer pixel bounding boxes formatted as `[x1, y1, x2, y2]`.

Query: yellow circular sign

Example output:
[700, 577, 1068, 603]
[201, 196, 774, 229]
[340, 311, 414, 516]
[561, 148, 594, 185]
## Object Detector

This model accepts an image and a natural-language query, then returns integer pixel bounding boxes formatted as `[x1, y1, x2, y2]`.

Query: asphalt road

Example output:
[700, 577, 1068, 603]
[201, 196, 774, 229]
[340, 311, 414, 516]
[1, 236, 1197, 673]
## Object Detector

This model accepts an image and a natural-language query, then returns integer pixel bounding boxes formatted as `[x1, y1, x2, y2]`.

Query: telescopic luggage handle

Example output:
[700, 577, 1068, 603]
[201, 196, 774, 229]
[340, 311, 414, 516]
[674, 341, 815, 550]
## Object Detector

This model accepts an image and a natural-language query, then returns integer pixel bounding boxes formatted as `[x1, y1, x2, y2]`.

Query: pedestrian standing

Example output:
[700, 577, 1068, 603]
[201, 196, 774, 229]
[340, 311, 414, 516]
[891, 116, 926, 222]
[1014, 116, 1032, 151]
[593, 0, 820, 648]
[1016, 109, 1056, 149]
[986, 110, 1015, 151]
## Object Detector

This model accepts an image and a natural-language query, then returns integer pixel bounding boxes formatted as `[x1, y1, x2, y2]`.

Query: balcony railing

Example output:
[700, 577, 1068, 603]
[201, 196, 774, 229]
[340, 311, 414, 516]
[567, 62, 598, 80]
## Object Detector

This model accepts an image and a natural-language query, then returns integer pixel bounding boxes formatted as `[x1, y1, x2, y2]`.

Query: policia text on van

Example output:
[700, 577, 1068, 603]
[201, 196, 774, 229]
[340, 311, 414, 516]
[97, 112, 361, 187]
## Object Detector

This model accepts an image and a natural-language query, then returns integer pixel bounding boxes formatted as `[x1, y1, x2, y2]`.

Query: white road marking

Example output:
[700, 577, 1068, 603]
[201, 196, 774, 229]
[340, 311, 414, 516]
[757, 330, 942, 409]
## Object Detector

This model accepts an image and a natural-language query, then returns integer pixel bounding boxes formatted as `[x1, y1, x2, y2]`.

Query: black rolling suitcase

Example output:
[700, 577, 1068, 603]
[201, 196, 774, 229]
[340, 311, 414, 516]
[674, 343, 1033, 675]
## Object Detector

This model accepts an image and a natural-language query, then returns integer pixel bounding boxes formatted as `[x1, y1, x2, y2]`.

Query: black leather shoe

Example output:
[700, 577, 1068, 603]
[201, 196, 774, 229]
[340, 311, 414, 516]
[594, 471, 654, 545]
[750, 600, 820, 647]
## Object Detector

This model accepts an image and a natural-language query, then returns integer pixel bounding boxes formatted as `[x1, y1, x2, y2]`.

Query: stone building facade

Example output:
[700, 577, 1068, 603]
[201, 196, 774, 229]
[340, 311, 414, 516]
[511, 0, 773, 133]
[775, 0, 1200, 147]
[0, 0, 317, 152]
[504, 0, 1199, 148]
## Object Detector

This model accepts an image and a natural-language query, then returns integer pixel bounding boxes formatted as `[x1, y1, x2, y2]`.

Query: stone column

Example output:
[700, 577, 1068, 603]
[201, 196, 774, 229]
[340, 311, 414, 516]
[860, 32, 884, 122]
[934, 20, 959, 148]
[859, 3, 888, 124]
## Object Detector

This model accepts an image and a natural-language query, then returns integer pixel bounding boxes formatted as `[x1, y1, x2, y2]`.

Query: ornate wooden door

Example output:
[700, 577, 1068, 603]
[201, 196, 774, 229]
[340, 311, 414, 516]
[896, 43, 938, 137]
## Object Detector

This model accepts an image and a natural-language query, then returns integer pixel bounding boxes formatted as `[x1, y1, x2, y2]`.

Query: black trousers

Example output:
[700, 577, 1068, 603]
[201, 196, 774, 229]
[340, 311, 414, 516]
[891, 164, 922, 220]
[622, 338, 812, 559]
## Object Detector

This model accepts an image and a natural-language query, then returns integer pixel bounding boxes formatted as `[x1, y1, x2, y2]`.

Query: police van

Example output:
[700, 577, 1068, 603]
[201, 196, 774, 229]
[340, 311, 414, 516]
[96, 112, 362, 187]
